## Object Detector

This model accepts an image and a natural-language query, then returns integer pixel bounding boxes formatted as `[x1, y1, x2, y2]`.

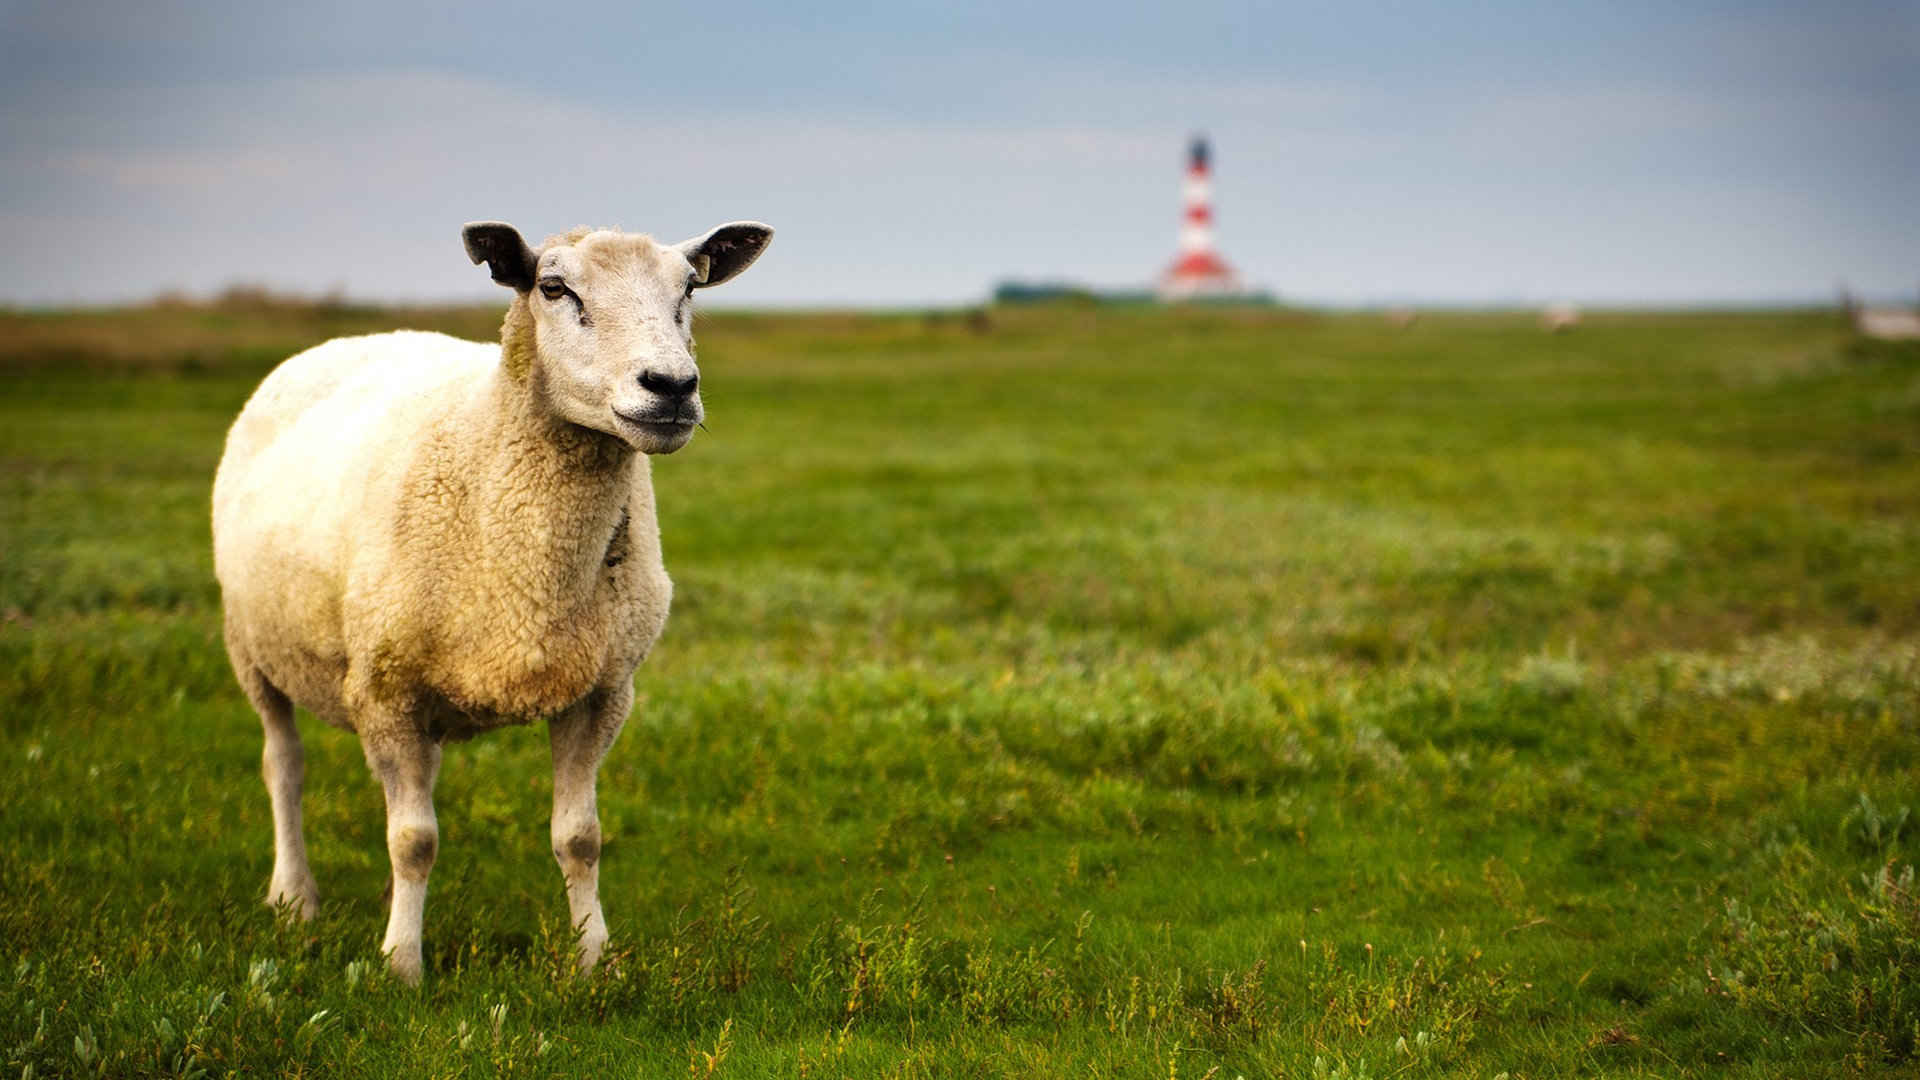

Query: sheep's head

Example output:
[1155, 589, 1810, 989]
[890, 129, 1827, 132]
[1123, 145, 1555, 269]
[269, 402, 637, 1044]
[463, 220, 772, 455]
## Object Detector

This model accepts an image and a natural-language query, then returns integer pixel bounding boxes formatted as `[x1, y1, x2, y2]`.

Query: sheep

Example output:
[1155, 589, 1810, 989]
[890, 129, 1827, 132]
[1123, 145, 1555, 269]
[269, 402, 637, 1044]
[1854, 308, 1920, 341]
[1539, 302, 1581, 332]
[211, 218, 773, 983]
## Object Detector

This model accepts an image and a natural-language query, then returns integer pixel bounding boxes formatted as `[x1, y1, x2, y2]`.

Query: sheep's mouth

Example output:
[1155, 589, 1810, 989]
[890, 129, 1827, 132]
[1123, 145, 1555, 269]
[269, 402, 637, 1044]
[611, 407, 699, 452]
[613, 407, 698, 432]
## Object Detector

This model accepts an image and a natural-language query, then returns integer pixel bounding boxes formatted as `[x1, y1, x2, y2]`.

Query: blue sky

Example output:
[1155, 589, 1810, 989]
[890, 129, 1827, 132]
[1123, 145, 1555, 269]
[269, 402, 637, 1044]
[2, 1, 1914, 307]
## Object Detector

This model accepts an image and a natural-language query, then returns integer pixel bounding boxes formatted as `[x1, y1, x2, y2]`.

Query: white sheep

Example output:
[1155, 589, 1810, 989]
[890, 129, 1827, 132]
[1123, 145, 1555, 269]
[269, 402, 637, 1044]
[1854, 308, 1920, 341]
[1540, 302, 1581, 332]
[211, 218, 772, 982]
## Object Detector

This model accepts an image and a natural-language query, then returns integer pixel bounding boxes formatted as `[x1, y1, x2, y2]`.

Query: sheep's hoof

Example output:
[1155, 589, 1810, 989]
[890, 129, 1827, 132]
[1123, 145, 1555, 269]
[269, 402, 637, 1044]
[267, 879, 320, 922]
[384, 944, 424, 986]
[576, 934, 608, 974]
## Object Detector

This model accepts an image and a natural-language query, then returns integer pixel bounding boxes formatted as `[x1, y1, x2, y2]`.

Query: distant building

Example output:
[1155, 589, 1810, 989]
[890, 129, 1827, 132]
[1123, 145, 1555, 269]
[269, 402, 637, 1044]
[1158, 136, 1256, 302]
[992, 281, 1095, 305]
[992, 280, 1152, 306]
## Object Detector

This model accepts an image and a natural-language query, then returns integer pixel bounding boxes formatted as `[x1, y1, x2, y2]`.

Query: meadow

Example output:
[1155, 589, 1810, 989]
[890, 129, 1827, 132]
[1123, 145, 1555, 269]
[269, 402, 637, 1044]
[2, 297, 1917, 1078]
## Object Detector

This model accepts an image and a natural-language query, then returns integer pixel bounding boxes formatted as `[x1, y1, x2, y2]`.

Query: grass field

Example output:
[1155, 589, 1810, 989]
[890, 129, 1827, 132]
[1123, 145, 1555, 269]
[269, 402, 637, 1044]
[3, 299, 1918, 1078]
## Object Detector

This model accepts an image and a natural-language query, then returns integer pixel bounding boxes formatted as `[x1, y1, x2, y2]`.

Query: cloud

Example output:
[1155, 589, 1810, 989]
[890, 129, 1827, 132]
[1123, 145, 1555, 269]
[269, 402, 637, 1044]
[1, 41, 1914, 308]
[0, 71, 1203, 305]
[49, 149, 301, 189]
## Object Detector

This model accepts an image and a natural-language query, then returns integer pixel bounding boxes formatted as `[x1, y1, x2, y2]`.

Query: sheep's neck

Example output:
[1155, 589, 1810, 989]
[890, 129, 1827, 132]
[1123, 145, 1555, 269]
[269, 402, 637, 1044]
[461, 367, 635, 619]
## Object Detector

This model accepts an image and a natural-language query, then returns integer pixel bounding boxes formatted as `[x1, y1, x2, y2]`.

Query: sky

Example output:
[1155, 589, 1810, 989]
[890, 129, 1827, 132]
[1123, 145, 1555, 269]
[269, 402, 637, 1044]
[2, 1, 1915, 308]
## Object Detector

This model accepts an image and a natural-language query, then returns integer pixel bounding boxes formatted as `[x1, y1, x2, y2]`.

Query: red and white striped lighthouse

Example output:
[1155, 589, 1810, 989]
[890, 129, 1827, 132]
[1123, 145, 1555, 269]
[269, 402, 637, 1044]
[1158, 135, 1243, 301]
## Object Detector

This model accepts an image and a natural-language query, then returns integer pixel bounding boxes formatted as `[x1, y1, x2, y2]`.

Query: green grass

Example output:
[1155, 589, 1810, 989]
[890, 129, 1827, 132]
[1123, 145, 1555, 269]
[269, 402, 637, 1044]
[3, 301, 1918, 1077]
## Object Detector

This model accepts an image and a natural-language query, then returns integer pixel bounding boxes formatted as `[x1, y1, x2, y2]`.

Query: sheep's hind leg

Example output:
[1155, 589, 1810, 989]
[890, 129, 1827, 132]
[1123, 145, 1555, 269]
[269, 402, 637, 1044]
[363, 725, 442, 985]
[243, 668, 320, 920]
[549, 684, 631, 972]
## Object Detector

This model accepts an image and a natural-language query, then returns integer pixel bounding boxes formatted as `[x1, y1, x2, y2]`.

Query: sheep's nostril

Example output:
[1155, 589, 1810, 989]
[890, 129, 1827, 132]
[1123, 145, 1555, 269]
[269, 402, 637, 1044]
[638, 370, 699, 398]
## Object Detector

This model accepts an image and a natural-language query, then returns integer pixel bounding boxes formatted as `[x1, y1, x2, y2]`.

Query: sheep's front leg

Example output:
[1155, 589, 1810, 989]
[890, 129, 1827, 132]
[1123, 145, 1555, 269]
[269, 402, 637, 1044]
[549, 685, 631, 971]
[363, 727, 442, 984]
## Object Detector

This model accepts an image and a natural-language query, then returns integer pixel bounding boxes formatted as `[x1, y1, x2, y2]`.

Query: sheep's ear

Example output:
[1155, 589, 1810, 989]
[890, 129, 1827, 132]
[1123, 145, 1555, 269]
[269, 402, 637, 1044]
[462, 222, 538, 292]
[677, 222, 773, 288]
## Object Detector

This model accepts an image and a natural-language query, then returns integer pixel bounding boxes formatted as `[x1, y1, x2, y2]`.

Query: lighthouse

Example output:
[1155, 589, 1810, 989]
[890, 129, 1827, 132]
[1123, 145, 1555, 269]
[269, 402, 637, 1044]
[1158, 135, 1244, 301]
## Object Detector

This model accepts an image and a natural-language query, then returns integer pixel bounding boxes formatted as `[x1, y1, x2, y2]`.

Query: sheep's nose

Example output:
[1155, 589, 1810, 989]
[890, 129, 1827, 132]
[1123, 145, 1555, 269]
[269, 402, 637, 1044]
[638, 369, 699, 399]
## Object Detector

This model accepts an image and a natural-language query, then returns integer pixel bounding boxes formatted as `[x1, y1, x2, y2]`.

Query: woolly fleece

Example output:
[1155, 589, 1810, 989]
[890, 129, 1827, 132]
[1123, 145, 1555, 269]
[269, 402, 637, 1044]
[207, 218, 771, 979]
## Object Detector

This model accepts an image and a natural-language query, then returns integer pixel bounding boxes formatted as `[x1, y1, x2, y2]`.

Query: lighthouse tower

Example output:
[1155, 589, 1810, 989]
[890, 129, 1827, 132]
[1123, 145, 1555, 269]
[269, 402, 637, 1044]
[1158, 135, 1243, 301]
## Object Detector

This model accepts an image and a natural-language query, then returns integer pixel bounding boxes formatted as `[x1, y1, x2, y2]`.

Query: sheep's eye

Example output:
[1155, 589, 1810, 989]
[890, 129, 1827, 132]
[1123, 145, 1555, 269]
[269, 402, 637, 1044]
[538, 279, 567, 301]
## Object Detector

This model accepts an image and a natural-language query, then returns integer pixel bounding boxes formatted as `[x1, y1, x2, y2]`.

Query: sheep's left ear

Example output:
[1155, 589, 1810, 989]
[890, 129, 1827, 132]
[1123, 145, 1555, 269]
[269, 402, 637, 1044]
[462, 222, 538, 292]
[677, 222, 773, 288]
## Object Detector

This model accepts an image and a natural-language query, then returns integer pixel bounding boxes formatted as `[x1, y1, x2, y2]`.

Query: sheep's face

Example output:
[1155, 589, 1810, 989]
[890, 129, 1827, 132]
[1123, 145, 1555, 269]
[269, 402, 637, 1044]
[463, 220, 773, 456]
[530, 231, 706, 455]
